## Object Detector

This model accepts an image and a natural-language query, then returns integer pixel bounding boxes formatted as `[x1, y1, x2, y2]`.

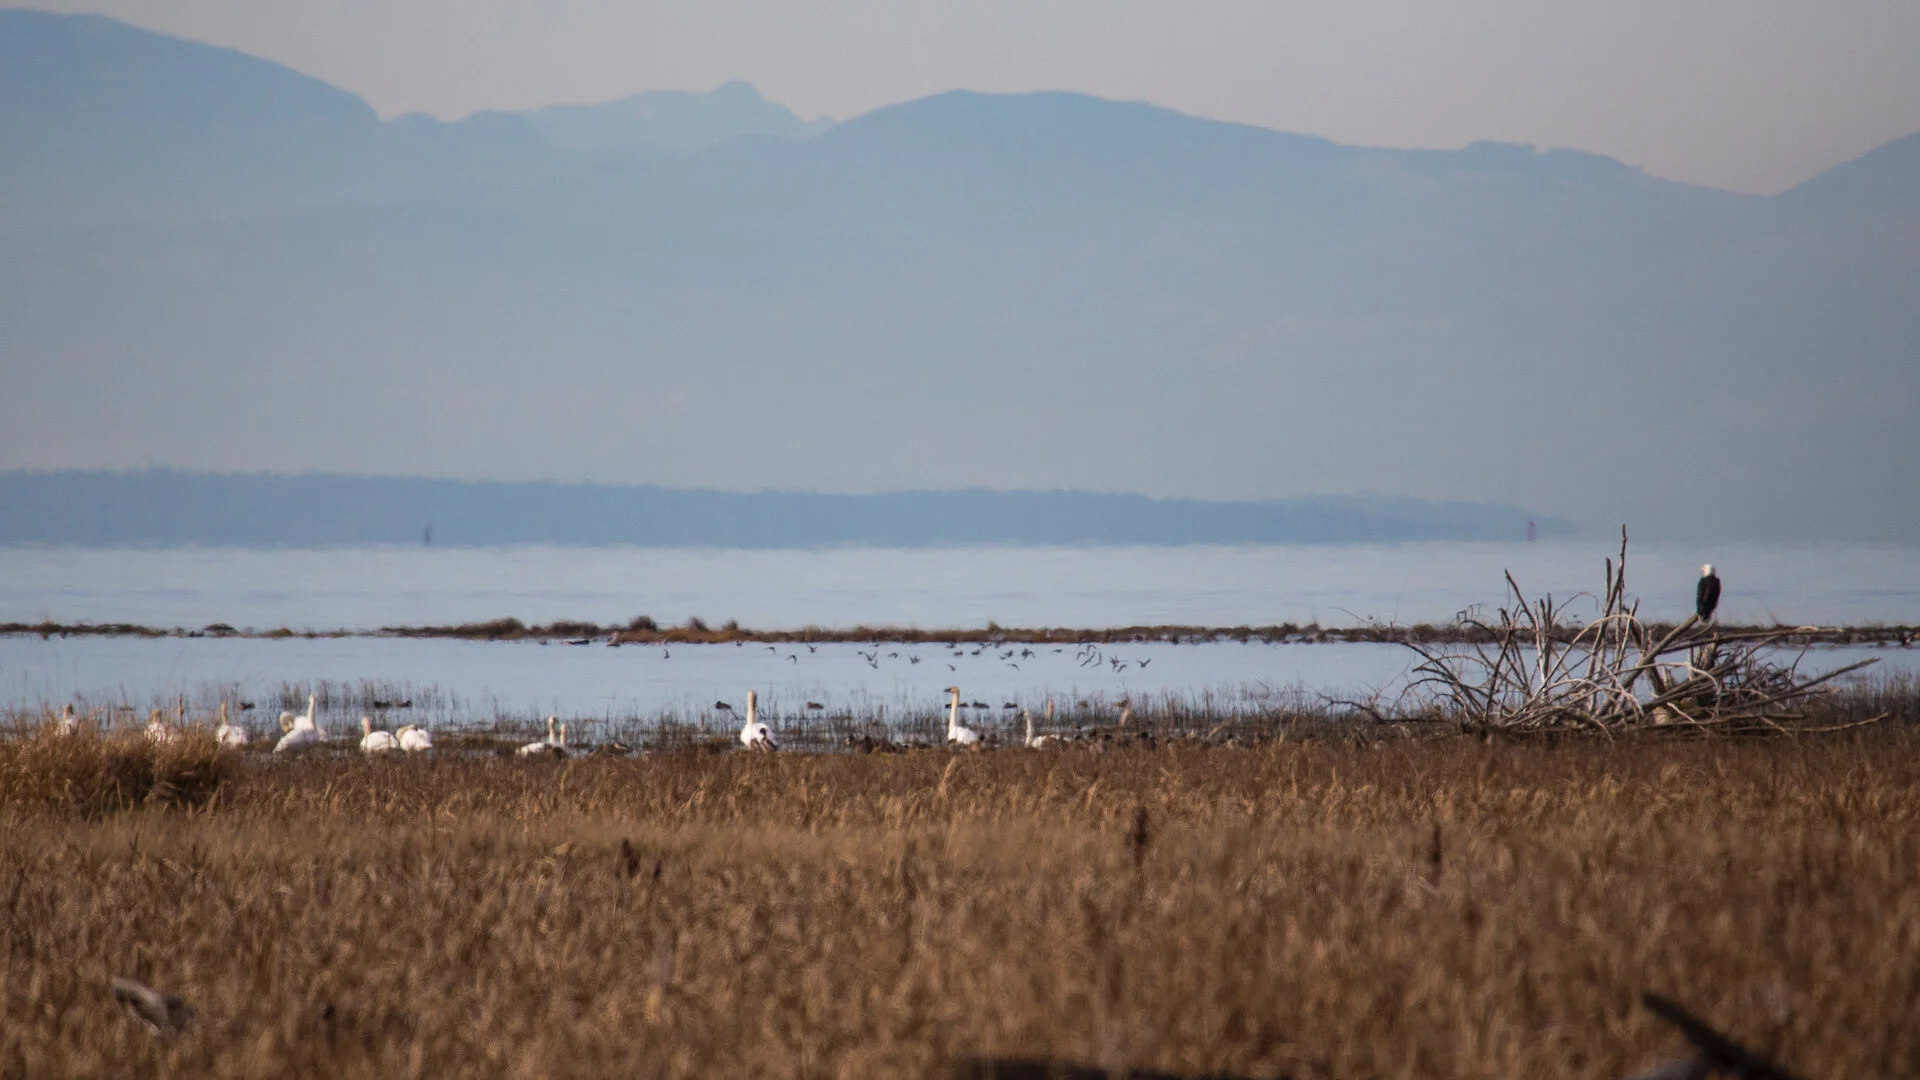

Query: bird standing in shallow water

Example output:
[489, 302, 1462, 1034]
[273, 695, 324, 754]
[1024, 701, 1058, 748]
[945, 687, 981, 746]
[214, 703, 248, 747]
[517, 716, 566, 757]
[360, 716, 399, 753]
[739, 690, 777, 750]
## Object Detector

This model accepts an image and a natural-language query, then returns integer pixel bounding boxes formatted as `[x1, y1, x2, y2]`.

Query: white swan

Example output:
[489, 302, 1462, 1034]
[214, 703, 249, 747]
[1025, 701, 1058, 748]
[54, 704, 80, 736]
[277, 694, 316, 734]
[945, 686, 981, 746]
[273, 695, 325, 754]
[518, 715, 566, 757]
[359, 715, 400, 753]
[738, 689, 777, 750]
[396, 724, 433, 752]
[144, 708, 177, 745]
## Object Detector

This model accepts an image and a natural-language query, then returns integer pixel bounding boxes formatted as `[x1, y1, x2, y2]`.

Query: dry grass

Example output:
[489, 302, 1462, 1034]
[3, 731, 1918, 1079]
[0, 724, 233, 816]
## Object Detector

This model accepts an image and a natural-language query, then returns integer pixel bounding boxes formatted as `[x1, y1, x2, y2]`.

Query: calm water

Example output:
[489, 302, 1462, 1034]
[2, 541, 1915, 730]
[2, 635, 1908, 740]
[5, 540, 1918, 631]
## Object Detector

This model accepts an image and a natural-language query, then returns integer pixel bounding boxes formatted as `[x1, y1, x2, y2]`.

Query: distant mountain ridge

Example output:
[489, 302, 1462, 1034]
[1, 10, 1915, 541]
[522, 80, 832, 154]
[0, 471, 1561, 548]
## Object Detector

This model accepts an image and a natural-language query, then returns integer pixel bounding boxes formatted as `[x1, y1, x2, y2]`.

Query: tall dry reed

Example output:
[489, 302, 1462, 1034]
[3, 732, 1916, 1078]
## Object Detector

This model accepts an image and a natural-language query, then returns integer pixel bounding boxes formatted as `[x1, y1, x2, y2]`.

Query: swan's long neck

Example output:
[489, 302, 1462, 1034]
[557, 723, 567, 748]
[362, 716, 373, 737]
[947, 691, 960, 734]
[1025, 710, 1034, 741]
[1046, 701, 1054, 723]
[546, 716, 558, 743]
[747, 691, 757, 727]
[304, 695, 317, 729]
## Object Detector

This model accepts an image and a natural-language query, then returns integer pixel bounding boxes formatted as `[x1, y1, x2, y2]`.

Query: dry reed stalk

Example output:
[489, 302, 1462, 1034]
[2, 734, 1916, 1078]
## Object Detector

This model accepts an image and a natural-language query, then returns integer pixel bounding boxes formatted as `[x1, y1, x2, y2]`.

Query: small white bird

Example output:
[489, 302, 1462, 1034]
[214, 703, 248, 747]
[54, 704, 80, 736]
[396, 724, 433, 752]
[738, 689, 777, 750]
[144, 708, 176, 745]
[517, 716, 566, 757]
[273, 695, 325, 754]
[945, 686, 981, 747]
[359, 716, 399, 753]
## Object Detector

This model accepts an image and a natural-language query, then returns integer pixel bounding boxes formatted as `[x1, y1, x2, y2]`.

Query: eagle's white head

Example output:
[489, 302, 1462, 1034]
[1701, 564, 1715, 577]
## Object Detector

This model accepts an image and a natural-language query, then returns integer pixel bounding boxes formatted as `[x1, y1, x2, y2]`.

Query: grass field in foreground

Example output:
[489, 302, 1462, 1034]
[3, 730, 1918, 1078]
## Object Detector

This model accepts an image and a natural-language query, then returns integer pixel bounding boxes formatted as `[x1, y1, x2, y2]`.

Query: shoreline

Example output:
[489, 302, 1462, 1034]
[4, 617, 1916, 647]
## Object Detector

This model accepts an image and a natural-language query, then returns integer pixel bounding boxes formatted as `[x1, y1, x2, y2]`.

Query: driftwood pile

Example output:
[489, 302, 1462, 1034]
[1396, 529, 1876, 733]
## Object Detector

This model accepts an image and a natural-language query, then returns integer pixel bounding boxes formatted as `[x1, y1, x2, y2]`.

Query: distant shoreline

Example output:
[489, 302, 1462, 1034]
[0, 469, 1561, 548]
[5, 618, 1913, 648]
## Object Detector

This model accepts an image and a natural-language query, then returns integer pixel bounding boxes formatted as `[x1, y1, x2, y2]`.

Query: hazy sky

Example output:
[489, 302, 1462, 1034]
[25, 0, 1920, 194]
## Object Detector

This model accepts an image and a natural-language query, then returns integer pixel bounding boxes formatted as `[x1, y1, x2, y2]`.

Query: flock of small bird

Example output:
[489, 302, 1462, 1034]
[570, 634, 1157, 676]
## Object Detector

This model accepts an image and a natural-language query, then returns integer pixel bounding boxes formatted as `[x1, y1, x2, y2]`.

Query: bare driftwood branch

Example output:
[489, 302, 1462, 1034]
[1640, 993, 1806, 1080]
[1377, 529, 1877, 732]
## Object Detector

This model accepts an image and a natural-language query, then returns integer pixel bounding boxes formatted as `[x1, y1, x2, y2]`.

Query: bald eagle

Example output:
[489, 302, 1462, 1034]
[1696, 564, 1721, 622]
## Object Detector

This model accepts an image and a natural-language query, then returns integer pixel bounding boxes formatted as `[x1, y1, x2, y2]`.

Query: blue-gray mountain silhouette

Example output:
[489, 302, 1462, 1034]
[524, 80, 830, 154]
[2, 10, 1915, 541]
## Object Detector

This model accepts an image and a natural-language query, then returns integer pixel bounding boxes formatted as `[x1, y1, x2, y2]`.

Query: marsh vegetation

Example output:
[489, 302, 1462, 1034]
[3, 714, 1917, 1078]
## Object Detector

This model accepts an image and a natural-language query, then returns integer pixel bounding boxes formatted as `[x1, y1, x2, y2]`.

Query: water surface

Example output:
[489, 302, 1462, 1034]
[6, 540, 1916, 631]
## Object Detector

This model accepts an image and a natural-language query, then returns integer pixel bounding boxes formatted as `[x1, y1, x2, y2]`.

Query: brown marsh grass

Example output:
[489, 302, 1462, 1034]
[3, 730, 1918, 1078]
[0, 723, 232, 816]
